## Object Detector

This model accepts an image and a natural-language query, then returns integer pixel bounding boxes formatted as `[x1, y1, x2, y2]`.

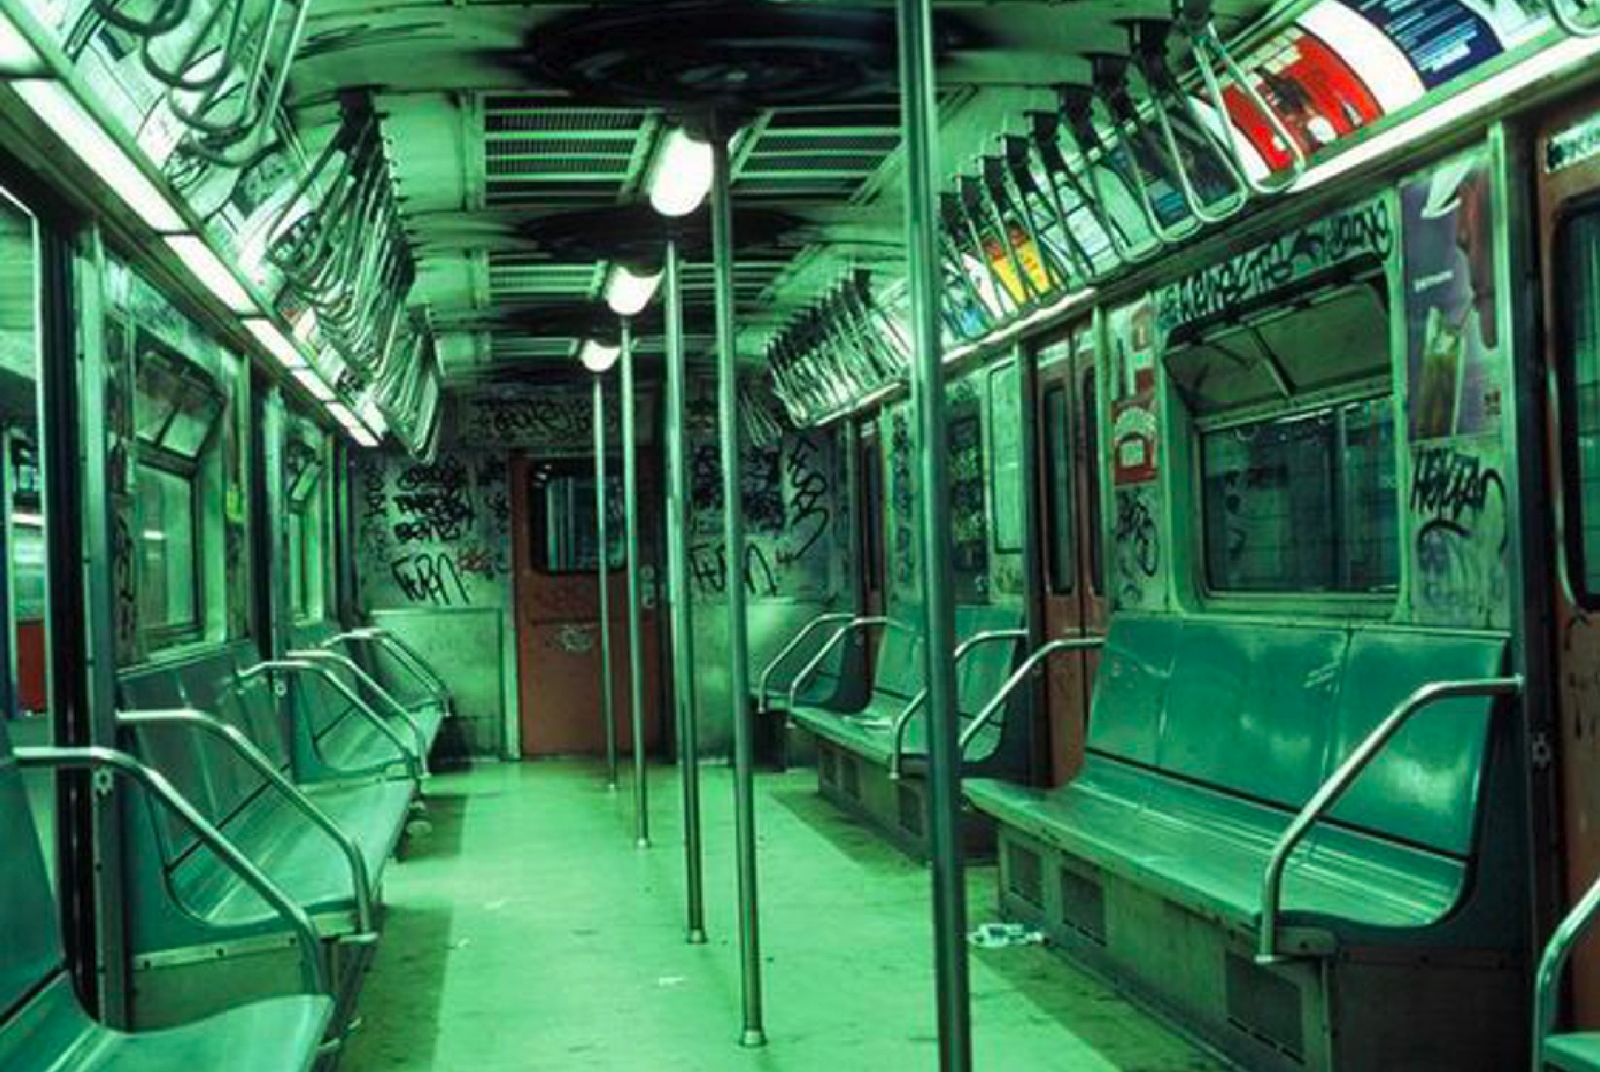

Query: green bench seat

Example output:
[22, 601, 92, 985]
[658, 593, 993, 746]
[967, 613, 1514, 946]
[789, 604, 1026, 773]
[295, 620, 451, 764]
[117, 645, 413, 953]
[1548, 1035, 1600, 1072]
[0, 721, 331, 1072]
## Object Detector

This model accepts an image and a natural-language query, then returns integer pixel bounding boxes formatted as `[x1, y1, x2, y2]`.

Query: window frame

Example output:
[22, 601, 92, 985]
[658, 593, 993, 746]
[1190, 378, 1400, 607]
[528, 459, 623, 576]
[1556, 195, 1600, 610]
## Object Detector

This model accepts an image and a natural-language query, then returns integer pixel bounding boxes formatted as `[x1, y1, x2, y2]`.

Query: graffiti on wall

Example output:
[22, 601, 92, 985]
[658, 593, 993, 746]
[1113, 485, 1163, 610]
[453, 387, 630, 453]
[684, 377, 842, 603]
[1409, 439, 1508, 628]
[1156, 196, 1395, 333]
[356, 450, 511, 610]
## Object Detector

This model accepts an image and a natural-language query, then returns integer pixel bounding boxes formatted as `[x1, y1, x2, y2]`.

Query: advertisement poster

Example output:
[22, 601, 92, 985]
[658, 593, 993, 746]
[1345, 0, 1542, 90]
[1402, 148, 1503, 442]
[1224, 26, 1384, 173]
[1109, 300, 1159, 486]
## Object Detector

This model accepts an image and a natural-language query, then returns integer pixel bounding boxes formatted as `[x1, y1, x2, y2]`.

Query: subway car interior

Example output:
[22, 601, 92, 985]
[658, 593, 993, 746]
[7, 0, 1600, 1069]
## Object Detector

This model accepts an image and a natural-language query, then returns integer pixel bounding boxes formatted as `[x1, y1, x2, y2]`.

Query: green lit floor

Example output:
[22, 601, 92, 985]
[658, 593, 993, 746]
[341, 761, 1228, 1072]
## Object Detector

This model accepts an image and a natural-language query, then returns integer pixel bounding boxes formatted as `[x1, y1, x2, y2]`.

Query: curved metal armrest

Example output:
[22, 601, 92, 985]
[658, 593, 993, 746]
[117, 708, 375, 934]
[1536, 863, 1600, 1067]
[287, 650, 428, 761]
[891, 629, 1030, 779]
[956, 636, 1107, 754]
[1256, 675, 1523, 965]
[14, 745, 330, 995]
[785, 616, 892, 711]
[758, 613, 857, 712]
[326, 629, 450, 708]
[238, 659, 420, 779]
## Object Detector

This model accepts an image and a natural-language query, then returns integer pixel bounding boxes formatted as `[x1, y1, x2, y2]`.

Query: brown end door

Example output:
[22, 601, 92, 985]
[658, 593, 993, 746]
[512, 454, 662, 758]
[1034, 324, 1107, 787]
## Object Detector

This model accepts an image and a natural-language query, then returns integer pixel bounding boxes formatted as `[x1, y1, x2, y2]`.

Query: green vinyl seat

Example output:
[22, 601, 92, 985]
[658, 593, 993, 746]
[967, 614, 1512, 947]
[0, 721, 331, 1072]
[1548, 1035, 1600, 1071]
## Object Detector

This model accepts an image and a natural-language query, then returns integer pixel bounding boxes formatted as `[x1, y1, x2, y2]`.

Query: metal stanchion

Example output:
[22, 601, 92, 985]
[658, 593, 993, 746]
[664, 240, 707, 941]
[711, 118, 766, 1048]
[593, 373, 619, 789]
[897, 0, 972, 1067]
[622, 317, 650, 846]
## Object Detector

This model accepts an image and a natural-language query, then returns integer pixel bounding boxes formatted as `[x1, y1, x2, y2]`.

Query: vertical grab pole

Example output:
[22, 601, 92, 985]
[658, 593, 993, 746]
[898, 0, 972, 1068]
[664, 240, 707, 942]
[622, 317, 650, 847]
[594, 374, 619, 790]
[712, 118, 766, 1048]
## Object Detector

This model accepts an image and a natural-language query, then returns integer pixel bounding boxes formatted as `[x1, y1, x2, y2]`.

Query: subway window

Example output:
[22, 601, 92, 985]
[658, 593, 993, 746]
[134, 342, 222, 647]
[1041, 383, 1075, 594]
[1200, 396, 1398, 594]
[286, 432, 326, 621]
[137, 463, 201, 638]
[529, 462, 623, 574]
[1564, 208, 1600, 596]
[1082, 369, 1104, 596]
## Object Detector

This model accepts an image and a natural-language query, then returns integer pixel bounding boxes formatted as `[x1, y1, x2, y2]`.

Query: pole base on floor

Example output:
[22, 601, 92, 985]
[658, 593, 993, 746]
[635, 837, 651, 849]
[739, 1029, 767, 1049]
[687, 928, 707, 945]
[607, 782, 618, 792]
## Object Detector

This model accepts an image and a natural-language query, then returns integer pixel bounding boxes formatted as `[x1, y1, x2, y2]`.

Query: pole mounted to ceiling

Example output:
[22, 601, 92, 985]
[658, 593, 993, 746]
[663, 240, 708, 944]
[897, 0, 972, 1068]
[622, 316, 650, 848]
[593, 369, 619, 791]
[711, 111, 766, 1049]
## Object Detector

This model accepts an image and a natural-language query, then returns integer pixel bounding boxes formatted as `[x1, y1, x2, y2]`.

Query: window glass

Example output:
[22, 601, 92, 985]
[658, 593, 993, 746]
[988, 362, 1024, 553]
[529, 467, 622, 574]
[138, 464, 200, 637]
[1042, 383, 1074, 594]
[1566, 210, 1600, 595]
[861, 436, 884, 596]
[1201, 396, 1398, 593]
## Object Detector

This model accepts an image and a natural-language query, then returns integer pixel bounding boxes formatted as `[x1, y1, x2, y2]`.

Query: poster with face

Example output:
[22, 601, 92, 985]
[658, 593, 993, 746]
[1402, 148, 1503, 442]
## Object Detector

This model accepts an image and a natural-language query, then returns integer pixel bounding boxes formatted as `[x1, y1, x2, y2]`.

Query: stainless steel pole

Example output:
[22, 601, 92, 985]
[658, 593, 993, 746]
[898, 1, 972, 1067]
[712, 122, 765, 1048]
[622, 317, 650, 847]
[594, 376, 618, 790]
[664, 240, 707, 942]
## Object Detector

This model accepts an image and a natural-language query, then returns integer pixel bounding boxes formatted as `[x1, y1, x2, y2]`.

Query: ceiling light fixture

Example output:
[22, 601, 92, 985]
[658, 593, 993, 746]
[164, 234, 255, 312]
[647, 128, 715, 218]
[0, 10, 44, 74]
[292, 367, 336, 402]
[604, 263, 663, 316]
[579, 338, 622, 373]
[11, 80, 186, 232]
[243, 318, 309, 370]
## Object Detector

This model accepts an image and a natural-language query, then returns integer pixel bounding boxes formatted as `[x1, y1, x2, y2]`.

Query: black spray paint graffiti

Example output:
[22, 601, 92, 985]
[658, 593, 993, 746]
[1113, 491, 1160, 604]
[391, 552, 470, 607]
[1158, 199, 1394, 331]
[1410, 445, 1508, 621]
[777, 435, 831, 567]
[460, 393, 602, 448]
[889, 412, 916, 587]
[391, 459, 472, 544]
[689, 542, 779, 598]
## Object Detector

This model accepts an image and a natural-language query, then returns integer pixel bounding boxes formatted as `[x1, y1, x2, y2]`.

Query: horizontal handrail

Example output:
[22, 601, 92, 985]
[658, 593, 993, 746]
[237, 659, 419, 780]
[117, 708, 376, 934]
[1256, 675, 1524, 965]
[757, 613, 857, 712]
[1535, 863, 1600, 1067]
[288, 650, 429, 761]
[890, 629, 1029, 780]
[957, 636, 1107, 754]
[786, 616, 895, 712]
[15, 745, 329, 994]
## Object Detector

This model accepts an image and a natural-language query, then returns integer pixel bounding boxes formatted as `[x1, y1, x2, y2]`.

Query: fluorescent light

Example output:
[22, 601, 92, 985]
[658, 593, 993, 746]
[292, 367, 336, 402]
[243, 318, 308, 369]
[357, 396, 388, 437]
[579, 339, 621, 373]
[292, 308, 320, 344]
[349, 426, 379, 448]
[164, 234, 255, 312]
[604, 264, 662, 316]
[1299, 34, 1600, 192]
[647, 128, 714, 217]
[11, 80, 185, 232]
[10, 511, 43, 528]
[326, 401, 358, 427]
[0, 10, 44, 74]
